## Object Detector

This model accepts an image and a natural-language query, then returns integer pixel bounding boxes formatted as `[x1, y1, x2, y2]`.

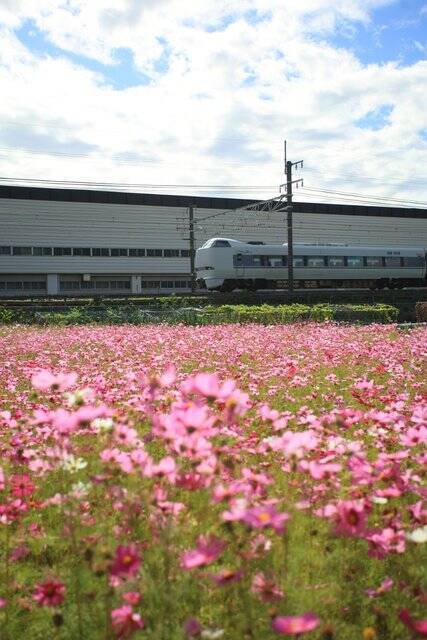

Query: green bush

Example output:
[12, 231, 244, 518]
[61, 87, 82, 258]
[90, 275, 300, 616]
[0, 303, 399, 326]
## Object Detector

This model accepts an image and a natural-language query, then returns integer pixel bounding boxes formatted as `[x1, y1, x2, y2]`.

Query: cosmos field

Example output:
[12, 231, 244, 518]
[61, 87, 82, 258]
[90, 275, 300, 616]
[0, 323, 426, 640]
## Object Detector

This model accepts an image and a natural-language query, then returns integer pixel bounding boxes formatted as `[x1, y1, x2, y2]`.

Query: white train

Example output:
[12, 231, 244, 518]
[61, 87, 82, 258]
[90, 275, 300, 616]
[195, 238, 427, 291]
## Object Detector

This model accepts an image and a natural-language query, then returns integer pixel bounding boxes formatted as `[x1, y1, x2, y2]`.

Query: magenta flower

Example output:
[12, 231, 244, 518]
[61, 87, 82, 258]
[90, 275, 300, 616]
[251, 572, 284, 602]
[10, 474, 36, 498]
[110, 544, 141, 578]
[334, 499, 368, 537]
[243, 505, 290, 534]
[399, 609, 427, 636]
[31, 370, 77, 392]
[33, 579, 66, 607]
[111, 605, 144, 638]
[365, 577, 394, 598]
[272, 613, 320, 635]
[181, 535, 226, 570]
[208, 568, 244, 586]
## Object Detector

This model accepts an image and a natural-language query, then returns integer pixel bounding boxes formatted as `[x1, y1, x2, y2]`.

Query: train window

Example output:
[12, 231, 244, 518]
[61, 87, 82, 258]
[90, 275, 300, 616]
[54, 247, 72, 256]
[147, 249, 163, 257]
[212, 240, 231, 247]
[293, 257, 305, 267]
[365, 257, 382, 268]
[73, 248, 91, 256]
[307, 256, 326, 267]
[164, 249, 180, 257]
[12, 246, 32, 256]
[181, 249, 191, 257]
[327, 256, 345, 267]
[384, 257, 402, 267]
[347, 256, 363, 268]
[266, 255, 286, 267]
[403, 257, 424, 267]
[0, 246, 11, 255]
[33, 247, 53, 256]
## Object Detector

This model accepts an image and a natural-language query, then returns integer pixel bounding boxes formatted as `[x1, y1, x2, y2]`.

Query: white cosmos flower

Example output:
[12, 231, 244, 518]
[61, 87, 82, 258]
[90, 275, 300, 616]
[406, 526, 427, 544]
[92, 417, 114, 433]
[372, 496, 388, 505]
[60, 454, 88, 473]
[201, 630, 224, 640]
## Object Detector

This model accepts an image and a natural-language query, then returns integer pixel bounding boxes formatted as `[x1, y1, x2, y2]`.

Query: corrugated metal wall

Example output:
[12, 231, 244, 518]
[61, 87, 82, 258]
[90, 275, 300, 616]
[1, 197, 426, 276]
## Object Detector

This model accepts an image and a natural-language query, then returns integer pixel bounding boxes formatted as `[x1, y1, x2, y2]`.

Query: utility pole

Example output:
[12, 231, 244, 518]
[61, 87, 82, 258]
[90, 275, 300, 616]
[283, 141, 303, 294]
[286, 159, 294, 292]
[188, 204, 196, 292]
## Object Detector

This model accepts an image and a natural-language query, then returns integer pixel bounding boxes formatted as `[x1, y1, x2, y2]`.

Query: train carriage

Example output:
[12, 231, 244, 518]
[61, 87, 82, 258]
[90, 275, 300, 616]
[195, 238, 427, 292]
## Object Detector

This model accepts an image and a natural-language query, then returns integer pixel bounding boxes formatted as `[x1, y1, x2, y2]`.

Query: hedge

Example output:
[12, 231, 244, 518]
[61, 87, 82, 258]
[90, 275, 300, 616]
[0, 303, 399, 326]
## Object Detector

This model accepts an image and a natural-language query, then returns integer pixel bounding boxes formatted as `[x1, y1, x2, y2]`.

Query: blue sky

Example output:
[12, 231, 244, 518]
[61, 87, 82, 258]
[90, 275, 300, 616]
[327, 0, 427, 66]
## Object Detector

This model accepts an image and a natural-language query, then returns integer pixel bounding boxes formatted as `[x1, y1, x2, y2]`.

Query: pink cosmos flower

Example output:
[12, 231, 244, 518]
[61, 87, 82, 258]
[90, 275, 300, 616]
[33, 579, 66, 607]
[110, 544, 141, 578]
[208, 568, 244, 586]
[122, 592, 141, 605]
[272, 613, 320, 635]
[243, 505, 290, 534]
[181, 535, 226, 570]
[399, 609, 427, 636]
[10, 474, 36, 498]
[31, 370, 77, 392]
[0, 598, 6, 609]
[365, 577, 394, 598]
[183, 617, 202, 637]
[334, 499, 368, 537]
[251, 572, 284, 602]
[111, 605, 144, 638]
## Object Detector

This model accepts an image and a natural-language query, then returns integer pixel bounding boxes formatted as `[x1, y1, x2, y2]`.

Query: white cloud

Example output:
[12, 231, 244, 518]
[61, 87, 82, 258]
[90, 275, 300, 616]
[0, 0, 426, 207]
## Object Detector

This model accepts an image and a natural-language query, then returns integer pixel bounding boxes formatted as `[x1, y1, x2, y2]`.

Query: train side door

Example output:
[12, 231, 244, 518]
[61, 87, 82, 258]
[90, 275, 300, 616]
[234, 252, 245, 278]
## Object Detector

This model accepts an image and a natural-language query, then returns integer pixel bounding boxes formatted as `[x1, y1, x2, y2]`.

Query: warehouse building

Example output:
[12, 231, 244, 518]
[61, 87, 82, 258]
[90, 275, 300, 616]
[0, 184, 426, 296]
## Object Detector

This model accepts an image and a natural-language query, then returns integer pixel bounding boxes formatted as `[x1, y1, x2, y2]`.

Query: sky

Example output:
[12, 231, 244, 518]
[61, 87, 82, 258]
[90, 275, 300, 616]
[0, 0, 426, 206]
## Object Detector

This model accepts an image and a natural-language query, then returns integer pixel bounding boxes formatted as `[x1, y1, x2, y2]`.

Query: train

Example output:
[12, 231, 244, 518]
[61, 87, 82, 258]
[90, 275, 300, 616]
[195, 238, 427, 292]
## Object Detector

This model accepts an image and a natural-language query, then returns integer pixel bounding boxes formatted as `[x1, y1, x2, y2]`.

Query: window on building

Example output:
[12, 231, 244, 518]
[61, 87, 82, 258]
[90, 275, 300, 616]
[174, 281, 189, 288]
[0, 246, 11, 255]
[92, 248, 110, 257]
[129, 249, 146, 257]
[180, 249, 190, 257]
[33, 247, 53, 256]
[142, 280, 161, 289]
[161, 281, 175, 288]
[80, 281, 94, 289]
[307, 256, 326, 268]
[365, 257, 382, 268]
[328, 256, 345, 267]
[7, 281, 23, 290]
[164, 249, 180, 257]
[293, 257, 305, 267]
[60, 281, 80, 290]
[111, 248, 128, 257]
[54, 247, 72, 256]
[12, 246, 32, 256]
[73, 248, 91, 256]
[95, 281, 110, 289]
[403, 257, 424, 268]
[147, 249, 163, 257]
[347, 256, 363, 268]
[110, 280, 131, 289]
[384, 257, 402, 268]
